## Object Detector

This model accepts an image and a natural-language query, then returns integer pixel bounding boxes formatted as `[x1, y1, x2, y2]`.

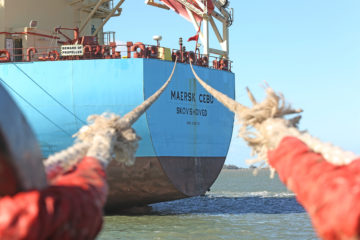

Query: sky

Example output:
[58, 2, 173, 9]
[105, 0, 360, 167]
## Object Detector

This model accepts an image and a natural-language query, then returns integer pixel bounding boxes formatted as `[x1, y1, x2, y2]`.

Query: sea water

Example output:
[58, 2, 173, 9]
[98, 169, 318, 240]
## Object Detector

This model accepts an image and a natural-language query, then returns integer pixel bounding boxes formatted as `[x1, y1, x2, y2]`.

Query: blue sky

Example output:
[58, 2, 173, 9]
[106, 1, 360, 167]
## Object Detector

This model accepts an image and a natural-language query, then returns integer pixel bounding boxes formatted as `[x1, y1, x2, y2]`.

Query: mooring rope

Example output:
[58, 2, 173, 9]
[189, 61, 358, 168]
[44, 58, 178, 179]
[190, 61, 360, 240]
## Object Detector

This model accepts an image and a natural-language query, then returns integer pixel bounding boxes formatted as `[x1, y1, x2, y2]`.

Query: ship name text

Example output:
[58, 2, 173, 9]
[170, 90, 214, 104]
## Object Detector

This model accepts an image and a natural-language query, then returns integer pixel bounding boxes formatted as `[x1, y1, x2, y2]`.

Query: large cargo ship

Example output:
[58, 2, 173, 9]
[0, 0, 235, 211]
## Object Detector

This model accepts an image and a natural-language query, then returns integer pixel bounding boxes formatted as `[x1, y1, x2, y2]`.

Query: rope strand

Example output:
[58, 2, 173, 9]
[44, 58, 178, 179]
[189, 62, 359, 167]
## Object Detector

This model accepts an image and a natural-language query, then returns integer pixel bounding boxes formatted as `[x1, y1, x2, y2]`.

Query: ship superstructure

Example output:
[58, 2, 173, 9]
[0, 0, 120, 55]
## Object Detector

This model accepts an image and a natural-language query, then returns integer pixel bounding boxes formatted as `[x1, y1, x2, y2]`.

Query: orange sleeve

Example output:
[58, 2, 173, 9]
[0, 157, 107, 240]
[268, 136, 360, 240]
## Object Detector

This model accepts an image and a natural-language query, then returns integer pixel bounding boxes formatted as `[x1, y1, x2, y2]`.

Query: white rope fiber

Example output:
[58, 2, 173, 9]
[44, 58, 178, 178]
[189, 61, 358, 171]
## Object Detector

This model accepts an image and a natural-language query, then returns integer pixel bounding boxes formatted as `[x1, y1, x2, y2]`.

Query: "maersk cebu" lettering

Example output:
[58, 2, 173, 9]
[170, 90, 214, 104]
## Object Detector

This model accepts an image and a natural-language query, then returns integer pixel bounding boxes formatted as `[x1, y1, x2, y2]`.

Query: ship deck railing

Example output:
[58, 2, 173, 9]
[0, 43, 232, 72]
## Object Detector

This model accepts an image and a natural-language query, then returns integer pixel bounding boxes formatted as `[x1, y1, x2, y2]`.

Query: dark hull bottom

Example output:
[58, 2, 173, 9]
[105, 156, 225, 213]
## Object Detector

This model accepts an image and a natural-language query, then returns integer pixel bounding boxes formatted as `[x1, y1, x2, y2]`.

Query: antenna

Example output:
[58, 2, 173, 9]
[153, 35, 162, 47]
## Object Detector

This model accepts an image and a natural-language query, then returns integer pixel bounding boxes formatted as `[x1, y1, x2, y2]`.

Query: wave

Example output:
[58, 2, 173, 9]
[150, 193, 304, 215]
[207, 191, 295, 198]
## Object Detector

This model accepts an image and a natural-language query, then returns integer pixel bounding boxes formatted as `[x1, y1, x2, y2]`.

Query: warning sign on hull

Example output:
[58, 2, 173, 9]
[61, 45, 83, 56]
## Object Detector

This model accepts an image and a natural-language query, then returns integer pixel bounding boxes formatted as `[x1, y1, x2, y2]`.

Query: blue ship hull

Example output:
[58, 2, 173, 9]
[0, 58, 235, 210]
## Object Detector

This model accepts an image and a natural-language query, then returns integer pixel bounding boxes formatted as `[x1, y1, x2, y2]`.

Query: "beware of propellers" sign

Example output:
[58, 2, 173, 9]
[61, 44, 84, 56]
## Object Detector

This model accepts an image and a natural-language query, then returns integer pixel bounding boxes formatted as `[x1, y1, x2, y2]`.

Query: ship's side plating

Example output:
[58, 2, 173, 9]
[0, 58, 234, 210]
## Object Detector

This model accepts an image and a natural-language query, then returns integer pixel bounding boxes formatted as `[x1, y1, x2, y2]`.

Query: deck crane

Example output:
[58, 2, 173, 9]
[79, 0, 233, 59]
[145, 0, 233, 59]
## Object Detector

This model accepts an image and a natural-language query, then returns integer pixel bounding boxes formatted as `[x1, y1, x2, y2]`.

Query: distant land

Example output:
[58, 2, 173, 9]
[222, 164, 258, 169]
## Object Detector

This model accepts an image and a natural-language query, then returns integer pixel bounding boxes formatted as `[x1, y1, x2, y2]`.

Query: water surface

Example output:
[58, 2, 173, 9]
[99, 169, 317, 239]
